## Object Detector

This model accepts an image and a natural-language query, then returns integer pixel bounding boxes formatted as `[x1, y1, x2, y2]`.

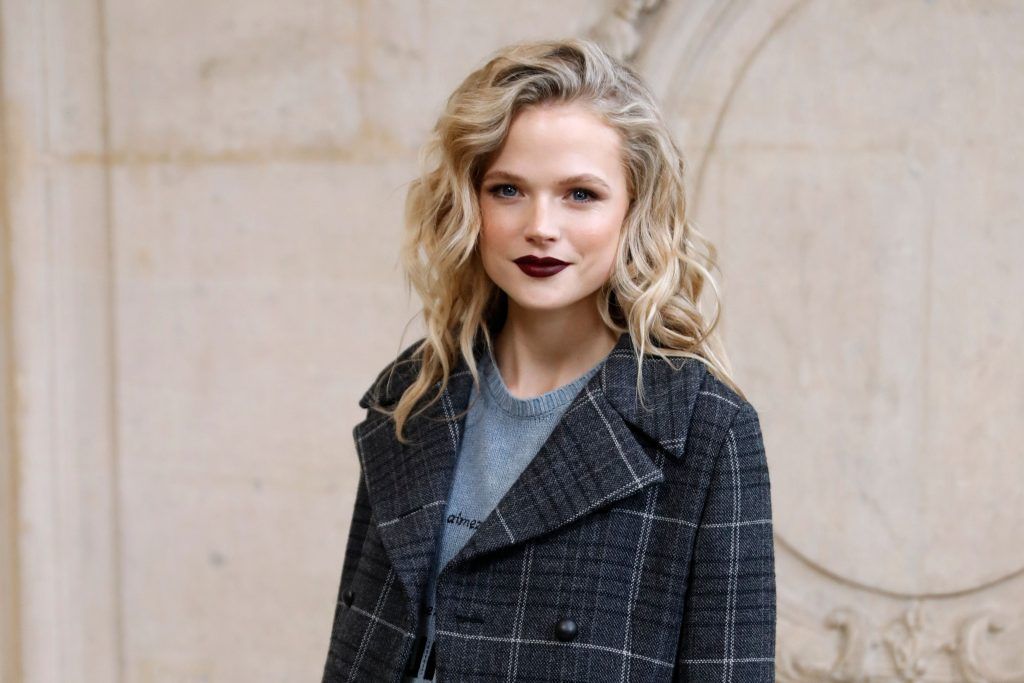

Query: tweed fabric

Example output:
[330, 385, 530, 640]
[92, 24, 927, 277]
[321, 330, 776, 682]
[404, 346, 604, 681]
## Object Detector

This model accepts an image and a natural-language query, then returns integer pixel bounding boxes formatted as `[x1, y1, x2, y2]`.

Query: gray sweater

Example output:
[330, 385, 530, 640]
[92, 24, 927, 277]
[402, 345, 605, 682]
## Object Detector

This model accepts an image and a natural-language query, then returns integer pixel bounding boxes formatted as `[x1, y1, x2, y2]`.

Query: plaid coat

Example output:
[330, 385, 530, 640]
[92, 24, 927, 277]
[321, 331, 776, 682]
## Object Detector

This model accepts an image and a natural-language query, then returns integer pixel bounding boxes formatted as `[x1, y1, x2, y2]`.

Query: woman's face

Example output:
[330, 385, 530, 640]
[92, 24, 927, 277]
[477, 102, 631, 317]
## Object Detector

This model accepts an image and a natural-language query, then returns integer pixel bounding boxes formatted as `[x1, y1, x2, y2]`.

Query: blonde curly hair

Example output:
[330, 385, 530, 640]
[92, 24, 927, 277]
[375, 37, 743, 443]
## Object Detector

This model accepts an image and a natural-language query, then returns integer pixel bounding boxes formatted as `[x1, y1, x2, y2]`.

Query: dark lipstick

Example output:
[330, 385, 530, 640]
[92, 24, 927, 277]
[513, 255, 570, 278]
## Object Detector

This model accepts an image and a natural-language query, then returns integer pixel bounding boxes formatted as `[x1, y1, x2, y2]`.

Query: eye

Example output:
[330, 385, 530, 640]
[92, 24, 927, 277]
[487, 183, 519, 199]
[570, 188, 597, 203]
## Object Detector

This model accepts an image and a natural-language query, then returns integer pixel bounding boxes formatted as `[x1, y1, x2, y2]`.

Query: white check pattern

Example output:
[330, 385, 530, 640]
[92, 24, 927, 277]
[322, 331, 776, 682]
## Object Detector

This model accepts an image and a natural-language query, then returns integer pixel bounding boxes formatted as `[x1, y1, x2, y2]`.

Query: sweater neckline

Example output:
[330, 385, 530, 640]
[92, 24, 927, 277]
[479, 345, 605, 418]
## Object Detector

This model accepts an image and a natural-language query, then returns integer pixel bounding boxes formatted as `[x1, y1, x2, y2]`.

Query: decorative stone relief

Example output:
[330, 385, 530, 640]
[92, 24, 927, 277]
[586, 0, 665, 61]
[778, 603, 1024, 683]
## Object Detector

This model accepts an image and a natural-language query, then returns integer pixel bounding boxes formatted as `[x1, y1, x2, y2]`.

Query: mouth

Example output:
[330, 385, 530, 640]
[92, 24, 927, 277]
[513, 255, 570, 278]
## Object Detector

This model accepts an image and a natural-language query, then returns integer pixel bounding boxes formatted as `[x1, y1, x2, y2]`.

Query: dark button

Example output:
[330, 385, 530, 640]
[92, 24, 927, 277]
[342, 590, 355, 607]
[554, 618, 577, 641]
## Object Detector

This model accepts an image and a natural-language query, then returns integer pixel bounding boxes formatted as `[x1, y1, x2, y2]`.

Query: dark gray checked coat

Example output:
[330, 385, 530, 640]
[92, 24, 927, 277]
[322, 330, 776, 682]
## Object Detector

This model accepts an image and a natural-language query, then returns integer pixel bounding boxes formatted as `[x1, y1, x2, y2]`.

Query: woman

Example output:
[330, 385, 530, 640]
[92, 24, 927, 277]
[322, 38, 776, 682]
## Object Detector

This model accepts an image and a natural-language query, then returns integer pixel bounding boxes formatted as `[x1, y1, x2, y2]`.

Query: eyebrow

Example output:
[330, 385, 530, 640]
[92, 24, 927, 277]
[481, 170, 612, 193]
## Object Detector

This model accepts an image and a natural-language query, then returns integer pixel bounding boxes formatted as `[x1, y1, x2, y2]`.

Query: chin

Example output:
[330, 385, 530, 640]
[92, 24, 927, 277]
[505, 291, 584, 313]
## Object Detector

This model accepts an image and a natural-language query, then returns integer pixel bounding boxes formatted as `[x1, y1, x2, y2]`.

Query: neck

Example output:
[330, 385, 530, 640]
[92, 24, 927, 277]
[491, 297, 619, 399]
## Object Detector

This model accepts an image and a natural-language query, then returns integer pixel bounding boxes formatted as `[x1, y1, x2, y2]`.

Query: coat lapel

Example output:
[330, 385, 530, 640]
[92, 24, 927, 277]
[443, 342, 664, 574]
[353, 329, 703, 619]
[351, 357, 475, 620]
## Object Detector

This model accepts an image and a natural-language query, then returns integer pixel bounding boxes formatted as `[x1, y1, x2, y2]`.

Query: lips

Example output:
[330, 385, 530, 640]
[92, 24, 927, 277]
[513, 255, 570, 278]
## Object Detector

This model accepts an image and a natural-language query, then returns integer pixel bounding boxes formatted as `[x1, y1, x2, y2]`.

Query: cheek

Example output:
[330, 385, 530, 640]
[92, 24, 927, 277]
[479, 205, 518, 248]
[478, 220, 498, 253]
[575, 217, 624, 281]
[479, 200, 500, 235]
[578, 215, 623, 258]
[478, 209, 511, 269]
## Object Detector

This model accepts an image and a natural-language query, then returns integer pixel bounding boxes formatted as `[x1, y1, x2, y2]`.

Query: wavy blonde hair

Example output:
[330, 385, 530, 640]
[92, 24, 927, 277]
[374, 37, 744, 443]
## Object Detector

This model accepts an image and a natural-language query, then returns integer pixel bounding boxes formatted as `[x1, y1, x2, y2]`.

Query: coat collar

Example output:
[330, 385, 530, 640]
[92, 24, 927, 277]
[352, 329, 706, 621]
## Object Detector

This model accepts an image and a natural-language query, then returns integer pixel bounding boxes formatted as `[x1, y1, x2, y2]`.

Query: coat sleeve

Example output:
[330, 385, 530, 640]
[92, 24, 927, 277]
[338, 472, 372, 595]
[322, 470, 373, 682]
[673, 399, 777, 682]
[328, 423, 374, 623]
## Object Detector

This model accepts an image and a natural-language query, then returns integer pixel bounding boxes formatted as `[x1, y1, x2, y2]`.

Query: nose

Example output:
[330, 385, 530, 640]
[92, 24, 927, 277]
[523, 198, 559, 243]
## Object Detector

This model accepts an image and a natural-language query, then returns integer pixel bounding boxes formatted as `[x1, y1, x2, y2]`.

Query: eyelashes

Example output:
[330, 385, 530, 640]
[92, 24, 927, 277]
[485, 183, 599, 203]
[487, 184, 519, 199]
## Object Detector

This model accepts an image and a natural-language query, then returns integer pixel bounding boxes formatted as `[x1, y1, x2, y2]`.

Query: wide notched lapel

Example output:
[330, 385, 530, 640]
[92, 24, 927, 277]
[442, 331, 669, 573]
[352, 356, 476, 621]
[352, 329, 703, 617]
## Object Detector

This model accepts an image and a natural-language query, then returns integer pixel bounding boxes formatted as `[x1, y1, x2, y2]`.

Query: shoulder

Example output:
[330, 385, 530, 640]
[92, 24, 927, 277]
[688, 364, 765, 470]
[639, 350, 753, 430]
[357, 336, 427, 410]
[692, 363, 754, 429]
[660, 355, 760, 458]
[608, 348, 756, 463]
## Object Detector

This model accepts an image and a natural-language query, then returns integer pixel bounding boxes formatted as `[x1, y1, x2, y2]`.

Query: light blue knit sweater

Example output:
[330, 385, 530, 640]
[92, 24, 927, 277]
[402, 345, 604, 682]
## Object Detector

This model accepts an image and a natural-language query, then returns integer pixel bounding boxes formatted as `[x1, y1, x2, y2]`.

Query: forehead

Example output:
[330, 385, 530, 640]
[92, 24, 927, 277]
[486, 102, 626, 182]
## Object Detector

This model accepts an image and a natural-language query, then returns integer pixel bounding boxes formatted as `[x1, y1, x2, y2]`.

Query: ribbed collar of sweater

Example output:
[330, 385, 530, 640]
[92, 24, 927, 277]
[479, 344, 605, 419]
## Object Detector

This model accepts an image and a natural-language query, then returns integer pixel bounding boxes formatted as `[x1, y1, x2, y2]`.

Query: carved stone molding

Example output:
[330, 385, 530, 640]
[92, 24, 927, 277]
[779, 602, 1024, 683]
[586, 0, 666, 61]
[947, 614, 1024, 683]
[2, 0, 122, 680]
[779, 607, 870, 682]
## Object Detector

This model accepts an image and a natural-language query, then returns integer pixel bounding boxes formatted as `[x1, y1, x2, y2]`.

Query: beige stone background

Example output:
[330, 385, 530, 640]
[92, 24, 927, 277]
[1, 0, 1022, 681]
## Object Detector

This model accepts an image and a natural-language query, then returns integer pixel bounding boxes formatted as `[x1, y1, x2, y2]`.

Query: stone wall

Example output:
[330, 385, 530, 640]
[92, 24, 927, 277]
[1, 0, 1021, 681]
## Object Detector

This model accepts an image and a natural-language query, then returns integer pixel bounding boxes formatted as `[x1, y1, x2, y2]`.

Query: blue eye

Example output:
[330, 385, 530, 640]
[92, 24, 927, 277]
[488, 184, 518, 198]
[485, 184, 598, 203]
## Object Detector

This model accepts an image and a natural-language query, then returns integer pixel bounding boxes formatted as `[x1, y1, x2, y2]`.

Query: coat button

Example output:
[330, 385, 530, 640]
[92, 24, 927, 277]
[554, 618, 577, 641]
[342, 590, 355, 607]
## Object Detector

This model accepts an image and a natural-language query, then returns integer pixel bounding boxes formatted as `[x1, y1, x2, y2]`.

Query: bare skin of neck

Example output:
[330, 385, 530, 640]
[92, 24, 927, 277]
[491, 293, 619, 400]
